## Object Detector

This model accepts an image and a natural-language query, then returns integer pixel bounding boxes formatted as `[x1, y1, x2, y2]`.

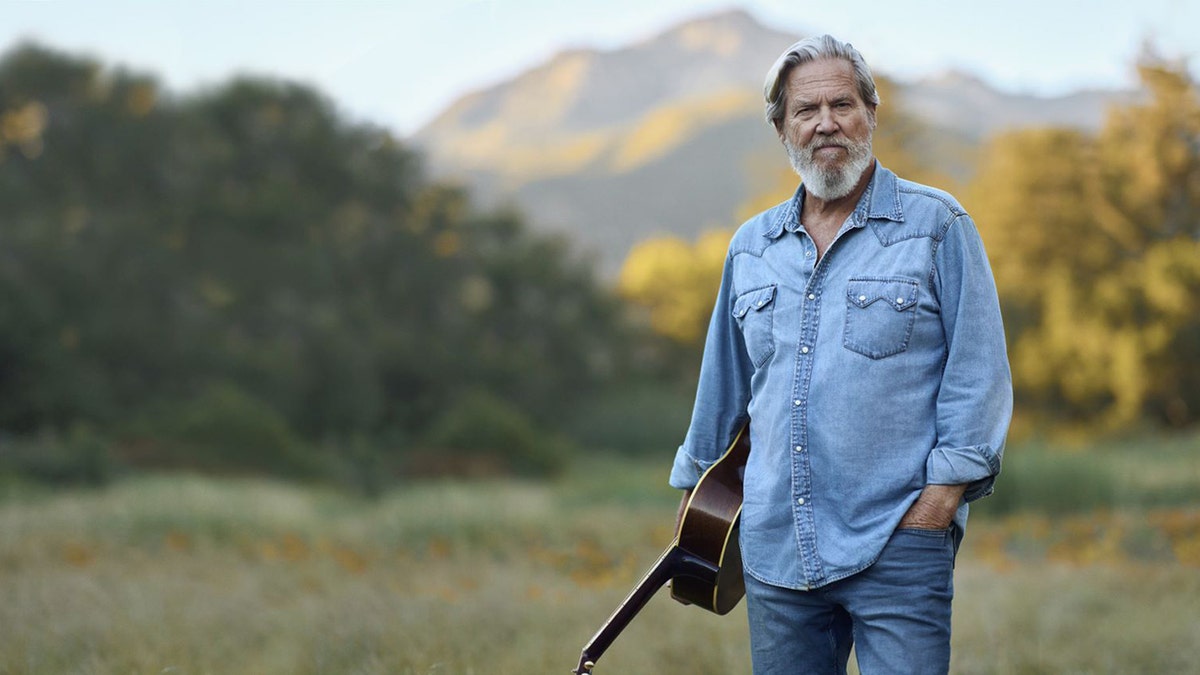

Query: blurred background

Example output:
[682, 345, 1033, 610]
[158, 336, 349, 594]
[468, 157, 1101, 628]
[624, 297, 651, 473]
[0, 1, 1198, 673]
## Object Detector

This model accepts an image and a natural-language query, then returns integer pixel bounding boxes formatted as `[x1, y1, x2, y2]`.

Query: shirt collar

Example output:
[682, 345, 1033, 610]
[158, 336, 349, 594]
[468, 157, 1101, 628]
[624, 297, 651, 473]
[763, 160, 905, 239]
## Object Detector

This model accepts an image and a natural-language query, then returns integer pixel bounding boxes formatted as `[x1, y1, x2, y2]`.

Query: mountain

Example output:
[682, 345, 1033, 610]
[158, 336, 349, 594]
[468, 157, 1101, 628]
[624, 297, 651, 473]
[898, 69, 1129, 141]
[413, 9, 1129, 277]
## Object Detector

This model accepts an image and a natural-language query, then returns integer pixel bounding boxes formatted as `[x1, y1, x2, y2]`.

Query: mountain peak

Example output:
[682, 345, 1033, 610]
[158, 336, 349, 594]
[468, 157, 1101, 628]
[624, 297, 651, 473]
[413, 9, 1123, 276]
[661, 7, 761, 33]
[417, 8, 796, 141]
[666, 10, 754, 56]
[643, 7, 788, 53]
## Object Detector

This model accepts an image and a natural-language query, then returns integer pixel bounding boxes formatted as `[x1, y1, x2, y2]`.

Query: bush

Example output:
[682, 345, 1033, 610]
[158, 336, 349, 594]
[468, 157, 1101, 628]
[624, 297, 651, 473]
[413, 390, 571, 478]
[566, 382, 694, 457]
[0, 424, 116, 487]
[974, 447, 1119, 517]
[123, 383, 321, 478]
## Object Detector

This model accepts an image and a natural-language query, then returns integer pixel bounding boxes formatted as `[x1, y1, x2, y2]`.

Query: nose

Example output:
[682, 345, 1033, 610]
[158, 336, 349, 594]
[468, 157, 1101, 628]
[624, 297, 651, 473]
[814, 106, 838, 135]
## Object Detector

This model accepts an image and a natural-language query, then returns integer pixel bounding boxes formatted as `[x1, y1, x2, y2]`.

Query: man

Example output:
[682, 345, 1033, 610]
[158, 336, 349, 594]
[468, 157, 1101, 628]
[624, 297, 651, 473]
[670, 35, 1012, 674]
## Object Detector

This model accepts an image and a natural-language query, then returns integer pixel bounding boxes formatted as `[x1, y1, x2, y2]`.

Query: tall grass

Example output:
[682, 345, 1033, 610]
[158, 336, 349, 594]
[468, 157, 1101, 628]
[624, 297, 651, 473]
[0, 434, 1198, 674]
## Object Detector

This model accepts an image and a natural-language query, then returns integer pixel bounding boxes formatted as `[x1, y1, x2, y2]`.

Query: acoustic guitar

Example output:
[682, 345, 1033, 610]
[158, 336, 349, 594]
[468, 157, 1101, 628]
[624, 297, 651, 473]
[572, 425, 751, 674]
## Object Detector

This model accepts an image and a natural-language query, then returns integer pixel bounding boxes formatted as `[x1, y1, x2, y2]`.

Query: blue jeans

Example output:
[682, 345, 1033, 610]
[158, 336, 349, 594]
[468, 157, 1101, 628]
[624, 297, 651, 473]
[744, 527, 956, 674]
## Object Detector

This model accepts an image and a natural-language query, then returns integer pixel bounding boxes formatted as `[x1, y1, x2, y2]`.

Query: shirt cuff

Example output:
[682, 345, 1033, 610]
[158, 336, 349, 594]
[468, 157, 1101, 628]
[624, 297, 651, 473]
[926, 444, 1001, 502]
[668, 447, 713, 490]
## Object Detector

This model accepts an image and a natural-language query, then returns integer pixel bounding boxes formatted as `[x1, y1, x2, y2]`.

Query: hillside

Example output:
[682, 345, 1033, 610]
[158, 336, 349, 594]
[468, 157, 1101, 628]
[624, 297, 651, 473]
[413, 9, 1128, 276]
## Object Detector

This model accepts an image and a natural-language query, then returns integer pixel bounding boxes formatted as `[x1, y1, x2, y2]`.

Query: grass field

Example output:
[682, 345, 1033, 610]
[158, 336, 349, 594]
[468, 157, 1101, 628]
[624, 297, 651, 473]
[1, 437, 1199, 674]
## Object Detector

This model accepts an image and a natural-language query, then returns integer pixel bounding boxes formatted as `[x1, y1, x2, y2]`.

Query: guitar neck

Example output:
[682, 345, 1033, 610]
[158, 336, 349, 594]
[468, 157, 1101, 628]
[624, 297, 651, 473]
[573, 425, 749, 673]
[573, 543, 677, 674]
[573, 542, 720, 674]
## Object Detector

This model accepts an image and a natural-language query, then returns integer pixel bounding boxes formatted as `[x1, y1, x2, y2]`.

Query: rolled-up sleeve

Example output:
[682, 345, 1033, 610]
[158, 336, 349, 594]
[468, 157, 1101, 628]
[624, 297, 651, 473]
[927, 214, 1013, 502]
[669, 251, 753, 490]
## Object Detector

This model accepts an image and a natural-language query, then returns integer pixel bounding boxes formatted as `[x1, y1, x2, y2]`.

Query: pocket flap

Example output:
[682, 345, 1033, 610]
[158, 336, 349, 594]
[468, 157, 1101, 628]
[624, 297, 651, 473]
[733, 285, 776, 318]
[847, 278, 918, 311]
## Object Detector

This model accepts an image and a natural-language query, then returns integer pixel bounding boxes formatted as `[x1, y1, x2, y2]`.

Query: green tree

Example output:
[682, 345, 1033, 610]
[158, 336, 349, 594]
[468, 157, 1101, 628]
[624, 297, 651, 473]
[0, 43, 644, 480]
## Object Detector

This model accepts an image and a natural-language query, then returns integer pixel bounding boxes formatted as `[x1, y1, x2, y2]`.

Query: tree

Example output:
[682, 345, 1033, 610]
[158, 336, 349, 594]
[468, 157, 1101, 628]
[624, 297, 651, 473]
[970, 54, 1200, 432]
[617, 230, 729, 345]
[0, 43, 643, 480]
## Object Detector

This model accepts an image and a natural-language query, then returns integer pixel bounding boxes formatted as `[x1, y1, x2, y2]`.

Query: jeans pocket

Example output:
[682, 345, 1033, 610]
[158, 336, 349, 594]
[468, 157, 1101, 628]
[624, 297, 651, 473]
[892, 527, 955, 555]
[843, 277, 918, 359]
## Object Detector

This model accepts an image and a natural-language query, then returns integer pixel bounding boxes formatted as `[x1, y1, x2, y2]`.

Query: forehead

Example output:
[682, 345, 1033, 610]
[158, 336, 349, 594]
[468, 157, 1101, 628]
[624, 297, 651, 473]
[783, 58, 861, 102]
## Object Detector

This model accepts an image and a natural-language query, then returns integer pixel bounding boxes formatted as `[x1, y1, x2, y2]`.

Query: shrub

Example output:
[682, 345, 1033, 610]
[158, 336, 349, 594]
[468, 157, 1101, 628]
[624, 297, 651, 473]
[974, 448, 1119, 516]
[414, 390, 571, 478]
[124, 383, 321, 478]
[566, 382, 694, 457]
[0, 423, 116, 487]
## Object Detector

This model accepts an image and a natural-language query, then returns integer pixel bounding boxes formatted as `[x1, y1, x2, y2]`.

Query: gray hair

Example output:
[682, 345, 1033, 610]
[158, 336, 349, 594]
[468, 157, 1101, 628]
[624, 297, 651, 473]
[764, 35, 880, 130]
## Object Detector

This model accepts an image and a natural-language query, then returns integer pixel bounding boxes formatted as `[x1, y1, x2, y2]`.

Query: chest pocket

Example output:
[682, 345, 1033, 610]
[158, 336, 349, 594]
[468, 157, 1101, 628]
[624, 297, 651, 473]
[844, 277, 919, 359]
[733, 285, 777, 368]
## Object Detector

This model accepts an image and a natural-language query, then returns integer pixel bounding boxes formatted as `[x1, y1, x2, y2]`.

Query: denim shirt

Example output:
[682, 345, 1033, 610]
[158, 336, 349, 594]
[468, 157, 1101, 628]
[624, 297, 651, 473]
[670, 162, 1013, 590]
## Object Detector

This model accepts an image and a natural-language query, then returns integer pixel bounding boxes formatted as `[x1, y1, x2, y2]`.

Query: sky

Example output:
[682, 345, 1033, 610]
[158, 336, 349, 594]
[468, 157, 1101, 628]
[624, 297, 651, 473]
[1, 0, 1197, 137]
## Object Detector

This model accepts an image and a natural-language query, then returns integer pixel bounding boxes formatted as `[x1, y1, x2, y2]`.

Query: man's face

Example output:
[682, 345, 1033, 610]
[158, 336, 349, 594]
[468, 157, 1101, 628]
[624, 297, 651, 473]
[776, 58, 876, 200]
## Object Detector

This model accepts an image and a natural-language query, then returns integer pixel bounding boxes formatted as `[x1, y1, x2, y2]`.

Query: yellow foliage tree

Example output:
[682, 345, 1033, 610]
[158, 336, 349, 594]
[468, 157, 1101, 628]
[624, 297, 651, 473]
[617, 230, 731, 345]
[970, 55, 1200, 433]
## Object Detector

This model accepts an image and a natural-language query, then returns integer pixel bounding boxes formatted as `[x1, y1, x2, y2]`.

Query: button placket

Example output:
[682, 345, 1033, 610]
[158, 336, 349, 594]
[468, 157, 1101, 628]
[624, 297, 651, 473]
[790, 228, 834, 587]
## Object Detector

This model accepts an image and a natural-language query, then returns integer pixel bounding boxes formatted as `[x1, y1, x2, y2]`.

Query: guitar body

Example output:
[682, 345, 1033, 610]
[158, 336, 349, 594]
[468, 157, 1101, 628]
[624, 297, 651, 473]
[573, 425, 751, 674]
[670, 424, 750, 614]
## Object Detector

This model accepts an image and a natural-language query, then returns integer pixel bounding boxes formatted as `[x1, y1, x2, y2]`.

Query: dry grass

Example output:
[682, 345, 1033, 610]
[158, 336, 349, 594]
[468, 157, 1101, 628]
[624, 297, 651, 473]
[0, 467, 1198, 674]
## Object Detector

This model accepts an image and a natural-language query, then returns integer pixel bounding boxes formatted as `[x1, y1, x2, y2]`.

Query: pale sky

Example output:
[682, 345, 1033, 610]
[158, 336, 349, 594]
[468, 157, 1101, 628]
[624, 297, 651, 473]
[1, 0, 1196, 137]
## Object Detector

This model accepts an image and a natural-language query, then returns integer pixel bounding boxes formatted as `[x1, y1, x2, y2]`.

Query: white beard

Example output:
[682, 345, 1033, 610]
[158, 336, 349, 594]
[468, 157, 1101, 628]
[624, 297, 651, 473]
[785, 132, 874, 201]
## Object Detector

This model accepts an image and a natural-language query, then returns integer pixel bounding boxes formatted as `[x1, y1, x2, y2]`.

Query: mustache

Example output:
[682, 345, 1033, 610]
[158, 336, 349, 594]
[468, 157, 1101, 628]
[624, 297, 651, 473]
[800, 136, 872, 162]
[806, 139, 851, 153]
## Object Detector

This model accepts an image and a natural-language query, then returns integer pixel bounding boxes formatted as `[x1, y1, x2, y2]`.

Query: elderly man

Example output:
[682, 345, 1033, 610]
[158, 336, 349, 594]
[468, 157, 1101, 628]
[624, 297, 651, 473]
[670, 35, 1012, 674]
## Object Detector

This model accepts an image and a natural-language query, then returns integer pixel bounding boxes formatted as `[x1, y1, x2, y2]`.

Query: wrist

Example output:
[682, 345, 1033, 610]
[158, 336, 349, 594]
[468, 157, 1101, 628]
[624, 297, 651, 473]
[923, 483, 967, 509]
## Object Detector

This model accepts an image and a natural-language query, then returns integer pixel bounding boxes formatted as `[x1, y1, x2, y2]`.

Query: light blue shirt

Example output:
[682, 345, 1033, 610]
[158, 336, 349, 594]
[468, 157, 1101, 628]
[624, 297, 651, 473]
[670, 162, 1013, 590]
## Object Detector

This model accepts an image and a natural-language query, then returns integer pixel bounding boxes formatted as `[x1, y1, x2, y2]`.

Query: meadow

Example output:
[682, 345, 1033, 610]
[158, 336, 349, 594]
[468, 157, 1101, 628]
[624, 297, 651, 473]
[1, 435, 1199, 675]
